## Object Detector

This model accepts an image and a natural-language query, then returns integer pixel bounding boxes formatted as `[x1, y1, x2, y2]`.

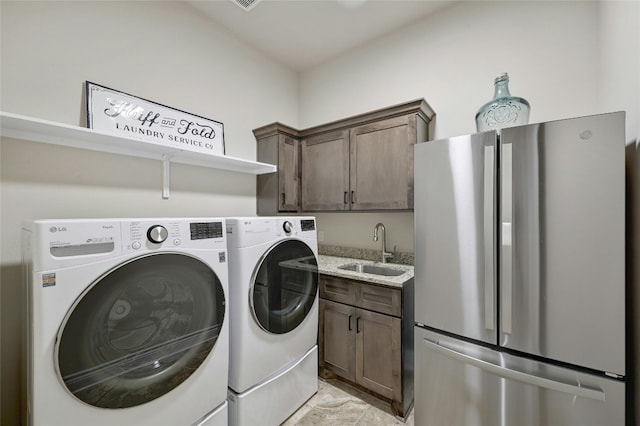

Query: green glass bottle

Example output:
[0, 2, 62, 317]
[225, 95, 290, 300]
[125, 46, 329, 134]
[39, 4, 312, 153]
[475, 73, 530, 132]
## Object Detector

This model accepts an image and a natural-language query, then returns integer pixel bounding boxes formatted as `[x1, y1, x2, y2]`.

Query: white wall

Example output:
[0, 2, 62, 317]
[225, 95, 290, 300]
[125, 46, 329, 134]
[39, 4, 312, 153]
[597, 2, 640, 422]
[597, 0, 640, 143]
[300, 0, 639, 254]
[0, 1, 298, 424]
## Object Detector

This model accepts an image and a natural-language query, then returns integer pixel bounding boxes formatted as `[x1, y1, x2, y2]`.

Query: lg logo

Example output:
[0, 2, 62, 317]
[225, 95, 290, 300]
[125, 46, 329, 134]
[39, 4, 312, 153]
[49, 226, 67, 233]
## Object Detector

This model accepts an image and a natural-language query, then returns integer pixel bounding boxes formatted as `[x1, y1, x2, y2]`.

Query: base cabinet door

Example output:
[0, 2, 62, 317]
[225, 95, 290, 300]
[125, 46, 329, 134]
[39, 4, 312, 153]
[320, 300, 400, 397]
[319, 299, 356, 381]
[356, 308, 402, 400]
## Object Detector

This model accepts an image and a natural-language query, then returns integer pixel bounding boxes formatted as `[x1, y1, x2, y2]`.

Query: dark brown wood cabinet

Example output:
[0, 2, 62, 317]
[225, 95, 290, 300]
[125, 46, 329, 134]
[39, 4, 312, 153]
[356, 308, 402, 401]
[254, 99, 435, 214]
[347, 114, 420, 210]
[320, 299, 357, 381]
[300, 129, 349, 211]
[318, 273, 414, 419]
[255, 124, 301, 214]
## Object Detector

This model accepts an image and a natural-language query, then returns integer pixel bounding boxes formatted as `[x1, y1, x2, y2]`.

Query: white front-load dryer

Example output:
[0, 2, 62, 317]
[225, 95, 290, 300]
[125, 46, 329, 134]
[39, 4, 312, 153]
[22, 218, 230, 426]
[226, 217, 319, 426]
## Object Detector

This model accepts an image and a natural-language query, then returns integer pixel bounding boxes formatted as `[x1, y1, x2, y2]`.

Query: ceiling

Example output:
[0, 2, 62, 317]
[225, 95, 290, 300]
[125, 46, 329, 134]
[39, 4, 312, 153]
[187, 0, 454, 72]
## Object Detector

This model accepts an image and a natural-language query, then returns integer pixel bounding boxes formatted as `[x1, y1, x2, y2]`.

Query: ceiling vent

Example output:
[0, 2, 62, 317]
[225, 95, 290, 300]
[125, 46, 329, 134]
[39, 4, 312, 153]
[231, 0, 262, 11]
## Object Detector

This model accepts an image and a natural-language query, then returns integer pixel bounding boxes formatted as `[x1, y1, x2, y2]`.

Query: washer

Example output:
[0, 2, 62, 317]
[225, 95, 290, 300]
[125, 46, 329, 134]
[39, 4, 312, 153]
[22, 218, 229, 426]
[226, 216, 319, 426]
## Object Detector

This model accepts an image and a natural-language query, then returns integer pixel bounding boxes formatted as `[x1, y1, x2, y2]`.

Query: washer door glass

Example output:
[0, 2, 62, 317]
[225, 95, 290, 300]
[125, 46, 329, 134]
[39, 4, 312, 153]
[56, 253, 225, 409]
[251, 240, 318, 334]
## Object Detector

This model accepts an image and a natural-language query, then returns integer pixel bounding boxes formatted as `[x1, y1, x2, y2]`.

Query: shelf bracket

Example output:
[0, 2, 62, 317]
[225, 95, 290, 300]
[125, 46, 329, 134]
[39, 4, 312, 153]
[162, 155, 172, 199]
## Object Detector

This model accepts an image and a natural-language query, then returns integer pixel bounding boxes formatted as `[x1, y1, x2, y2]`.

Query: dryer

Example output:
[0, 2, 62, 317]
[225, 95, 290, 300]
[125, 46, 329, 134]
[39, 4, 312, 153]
[226, 217, 319, 426]
[22, 218, 229, 426]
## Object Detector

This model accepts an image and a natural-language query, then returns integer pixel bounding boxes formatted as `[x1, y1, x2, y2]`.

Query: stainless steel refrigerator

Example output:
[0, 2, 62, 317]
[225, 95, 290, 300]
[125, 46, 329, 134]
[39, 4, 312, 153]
[413, 112, 627, 425]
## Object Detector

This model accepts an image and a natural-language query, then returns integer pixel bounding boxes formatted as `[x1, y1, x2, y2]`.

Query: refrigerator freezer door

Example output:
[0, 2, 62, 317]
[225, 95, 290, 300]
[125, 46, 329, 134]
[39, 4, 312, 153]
[500, 112, 625, 376]
[414, 132, 497, 345]
[415, 328, 626, 426]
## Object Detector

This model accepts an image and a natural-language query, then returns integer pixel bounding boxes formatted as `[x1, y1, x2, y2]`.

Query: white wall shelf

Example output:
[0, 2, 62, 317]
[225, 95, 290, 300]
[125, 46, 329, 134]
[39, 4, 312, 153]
[1, 111, 277, 198]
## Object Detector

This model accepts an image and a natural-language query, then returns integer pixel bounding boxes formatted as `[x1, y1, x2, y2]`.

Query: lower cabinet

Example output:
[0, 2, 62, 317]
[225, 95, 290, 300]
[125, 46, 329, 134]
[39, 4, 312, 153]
[321, 299, 401, 399]
[320, 299, 357, 381]
[318, 274, 414, 419]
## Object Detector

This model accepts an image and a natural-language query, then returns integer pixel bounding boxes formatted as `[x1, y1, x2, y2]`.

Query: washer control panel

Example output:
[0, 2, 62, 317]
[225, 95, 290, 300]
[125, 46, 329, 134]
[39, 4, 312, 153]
[32, 218, 227, 270]
[190, 222, 224, 240]
[123, 219, 226, 252]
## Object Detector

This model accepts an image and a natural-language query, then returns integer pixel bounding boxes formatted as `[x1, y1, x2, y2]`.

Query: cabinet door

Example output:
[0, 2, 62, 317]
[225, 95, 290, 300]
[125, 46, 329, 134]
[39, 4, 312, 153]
[349, 115, 416, 210]
[257, 133, 279, 215]
[356, 308, 401, 400]
[319, 299, 356, 381]
[301, 130, 349, 211]
[278, 135, 299, 211]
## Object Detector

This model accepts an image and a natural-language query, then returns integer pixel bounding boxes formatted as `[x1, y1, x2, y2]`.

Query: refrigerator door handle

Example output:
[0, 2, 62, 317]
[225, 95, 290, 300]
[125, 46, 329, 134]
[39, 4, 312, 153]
[484, 143, 495, 331]
[422, 338, 605, 402]
[502, 221, 513, 334]
[500, 134, 513, 336]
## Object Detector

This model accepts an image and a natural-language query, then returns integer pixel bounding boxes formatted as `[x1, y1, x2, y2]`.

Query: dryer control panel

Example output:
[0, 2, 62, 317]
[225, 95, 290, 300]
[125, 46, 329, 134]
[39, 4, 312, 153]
[225, 217, 317, 249]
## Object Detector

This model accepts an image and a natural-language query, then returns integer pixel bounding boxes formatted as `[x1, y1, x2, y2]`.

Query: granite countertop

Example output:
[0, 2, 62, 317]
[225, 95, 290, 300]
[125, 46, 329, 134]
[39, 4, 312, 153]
[317, 255, 413, 288]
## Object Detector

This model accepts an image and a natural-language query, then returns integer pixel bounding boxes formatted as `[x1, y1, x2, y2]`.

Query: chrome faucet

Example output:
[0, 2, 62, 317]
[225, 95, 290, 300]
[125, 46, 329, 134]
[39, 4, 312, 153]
[373, 223, 395, 264]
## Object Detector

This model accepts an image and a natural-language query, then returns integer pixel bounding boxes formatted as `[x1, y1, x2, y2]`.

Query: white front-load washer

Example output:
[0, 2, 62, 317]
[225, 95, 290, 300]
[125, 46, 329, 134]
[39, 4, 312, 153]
[22, 218, 230, 426]
[226, 217, 319, 426]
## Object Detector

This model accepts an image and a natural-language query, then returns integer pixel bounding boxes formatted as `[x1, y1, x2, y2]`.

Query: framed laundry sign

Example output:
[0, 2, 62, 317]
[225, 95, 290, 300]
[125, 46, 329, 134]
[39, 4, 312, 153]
[85, 81, 225, 156]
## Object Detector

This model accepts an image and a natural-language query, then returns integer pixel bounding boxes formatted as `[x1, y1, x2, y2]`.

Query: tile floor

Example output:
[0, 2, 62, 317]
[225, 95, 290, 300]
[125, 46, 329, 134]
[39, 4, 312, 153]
[282, 377, 414, 426]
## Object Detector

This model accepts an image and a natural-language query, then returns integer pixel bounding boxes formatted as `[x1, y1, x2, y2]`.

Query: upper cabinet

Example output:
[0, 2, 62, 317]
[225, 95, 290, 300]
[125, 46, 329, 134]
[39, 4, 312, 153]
[254, 99, 434, 214]
[301, 129, 350, 211]
[347, 114, 421, 210]
[255, 123, 301, 213]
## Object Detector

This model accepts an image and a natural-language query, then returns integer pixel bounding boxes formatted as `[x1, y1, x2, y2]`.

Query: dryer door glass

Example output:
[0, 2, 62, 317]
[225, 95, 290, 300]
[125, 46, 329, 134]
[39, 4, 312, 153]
[55, 253, 225, 409]
[251, 240, 318, 334]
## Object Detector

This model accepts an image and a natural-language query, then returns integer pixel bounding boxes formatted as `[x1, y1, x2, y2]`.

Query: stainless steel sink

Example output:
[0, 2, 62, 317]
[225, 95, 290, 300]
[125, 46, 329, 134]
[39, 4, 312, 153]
[338, 263, 404, 277]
